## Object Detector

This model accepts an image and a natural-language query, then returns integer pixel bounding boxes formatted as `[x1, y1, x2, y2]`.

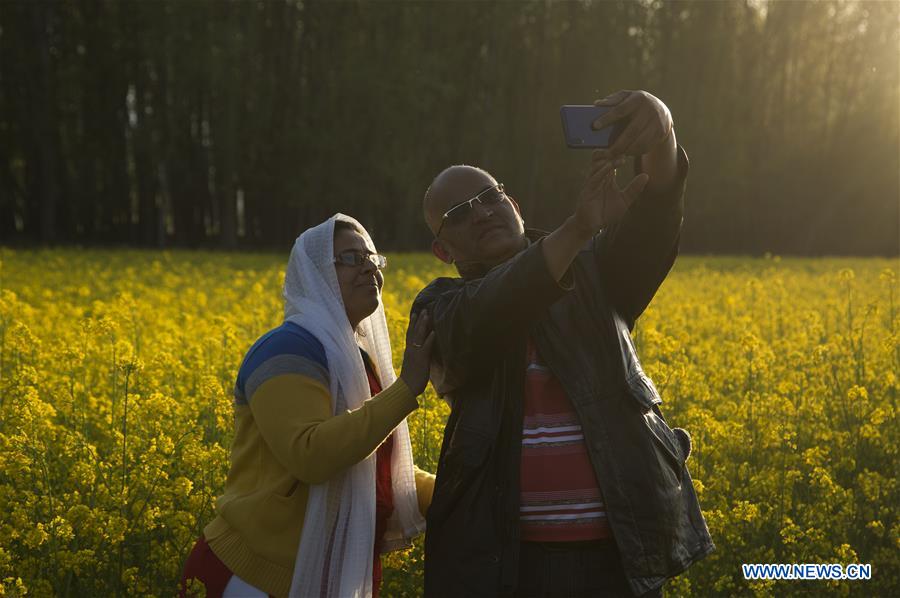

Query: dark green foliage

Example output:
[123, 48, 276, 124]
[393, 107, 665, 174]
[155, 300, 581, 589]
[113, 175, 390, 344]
[1, 0, 897, 255]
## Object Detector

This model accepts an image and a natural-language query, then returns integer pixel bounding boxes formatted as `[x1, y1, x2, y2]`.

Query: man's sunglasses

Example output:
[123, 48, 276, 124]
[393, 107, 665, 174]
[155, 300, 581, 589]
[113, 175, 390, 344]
[436, 183, 507, 238]
[333, 250, 387, 270]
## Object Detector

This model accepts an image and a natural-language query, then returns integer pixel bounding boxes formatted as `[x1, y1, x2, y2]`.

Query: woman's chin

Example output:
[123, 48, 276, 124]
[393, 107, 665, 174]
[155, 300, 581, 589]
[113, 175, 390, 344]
[362, 292, 381, 317]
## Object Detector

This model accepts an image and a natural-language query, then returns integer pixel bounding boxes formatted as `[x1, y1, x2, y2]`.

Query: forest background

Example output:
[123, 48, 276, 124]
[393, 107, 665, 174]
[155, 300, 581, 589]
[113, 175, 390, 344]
[2, 0, 898, 255]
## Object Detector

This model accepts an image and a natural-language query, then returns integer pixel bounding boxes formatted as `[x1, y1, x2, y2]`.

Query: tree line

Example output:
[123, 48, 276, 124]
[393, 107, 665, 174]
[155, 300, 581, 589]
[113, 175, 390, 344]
[1, 0, 897, 255]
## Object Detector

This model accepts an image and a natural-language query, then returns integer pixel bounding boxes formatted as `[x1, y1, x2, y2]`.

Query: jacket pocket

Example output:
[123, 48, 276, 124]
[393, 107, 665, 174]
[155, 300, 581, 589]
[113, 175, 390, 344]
[642, 408, 687, 484]
[624, 379, 683, 477]
[258, 479, 305, 537]
[627, 372, 663, 407]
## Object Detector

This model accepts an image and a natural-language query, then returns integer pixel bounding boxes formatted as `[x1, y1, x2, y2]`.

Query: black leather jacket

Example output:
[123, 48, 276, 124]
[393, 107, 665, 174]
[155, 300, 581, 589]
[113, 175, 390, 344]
[413, 146, 714, 597]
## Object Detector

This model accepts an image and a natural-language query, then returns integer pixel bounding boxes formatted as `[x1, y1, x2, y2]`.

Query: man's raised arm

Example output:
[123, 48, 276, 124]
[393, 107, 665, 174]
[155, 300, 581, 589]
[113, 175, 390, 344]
[590, 90, 689, 326]
[411, 239, 569, 393]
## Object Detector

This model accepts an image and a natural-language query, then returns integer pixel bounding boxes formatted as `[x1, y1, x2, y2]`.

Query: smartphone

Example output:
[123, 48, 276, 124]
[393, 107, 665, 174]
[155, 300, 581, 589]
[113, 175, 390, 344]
[560, 105, 625, 149]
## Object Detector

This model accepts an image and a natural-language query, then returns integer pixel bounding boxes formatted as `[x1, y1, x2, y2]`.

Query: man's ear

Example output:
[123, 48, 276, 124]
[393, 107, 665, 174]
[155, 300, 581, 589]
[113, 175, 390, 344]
[431, 238, 453, 264]
[507, 195, 525, 225]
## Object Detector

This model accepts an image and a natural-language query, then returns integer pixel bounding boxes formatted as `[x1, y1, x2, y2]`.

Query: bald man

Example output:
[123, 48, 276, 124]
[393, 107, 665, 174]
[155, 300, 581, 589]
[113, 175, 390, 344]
[412, 90, 713, 597]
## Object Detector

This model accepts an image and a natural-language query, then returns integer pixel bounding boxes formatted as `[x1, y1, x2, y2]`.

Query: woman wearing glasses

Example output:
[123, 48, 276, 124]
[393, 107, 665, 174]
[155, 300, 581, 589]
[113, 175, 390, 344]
[180, 214, 435, 598]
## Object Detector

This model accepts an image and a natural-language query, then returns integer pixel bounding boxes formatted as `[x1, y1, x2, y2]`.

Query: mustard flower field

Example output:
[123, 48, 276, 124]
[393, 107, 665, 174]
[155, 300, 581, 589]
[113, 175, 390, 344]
[0, 249, 897, 597]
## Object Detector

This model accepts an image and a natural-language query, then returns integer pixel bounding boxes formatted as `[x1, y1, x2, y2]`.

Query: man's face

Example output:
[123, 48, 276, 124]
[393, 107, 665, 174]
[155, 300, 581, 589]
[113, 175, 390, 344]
[429, 167, 526, 268]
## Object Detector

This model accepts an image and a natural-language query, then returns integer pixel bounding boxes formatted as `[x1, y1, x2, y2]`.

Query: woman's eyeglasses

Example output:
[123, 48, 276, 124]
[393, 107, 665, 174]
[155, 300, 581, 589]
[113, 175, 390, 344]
[435, 183, 507, 238]
[333, 250, 387, 270]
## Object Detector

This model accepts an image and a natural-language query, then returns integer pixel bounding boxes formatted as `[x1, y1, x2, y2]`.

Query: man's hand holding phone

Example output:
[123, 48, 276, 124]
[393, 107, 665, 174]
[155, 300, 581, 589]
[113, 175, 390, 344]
[585, 89, 680, 195]
[591, 90, 674, 158]
[545, 88, 678, 282]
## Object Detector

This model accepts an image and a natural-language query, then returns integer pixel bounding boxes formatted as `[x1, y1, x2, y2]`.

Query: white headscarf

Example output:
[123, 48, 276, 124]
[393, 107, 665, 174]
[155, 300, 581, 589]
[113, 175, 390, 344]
[284, 214, 426, 598]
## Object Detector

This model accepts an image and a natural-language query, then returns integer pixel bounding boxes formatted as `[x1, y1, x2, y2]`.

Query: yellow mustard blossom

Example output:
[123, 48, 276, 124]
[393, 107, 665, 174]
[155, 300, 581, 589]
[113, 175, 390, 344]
[0, 249, 896, 596]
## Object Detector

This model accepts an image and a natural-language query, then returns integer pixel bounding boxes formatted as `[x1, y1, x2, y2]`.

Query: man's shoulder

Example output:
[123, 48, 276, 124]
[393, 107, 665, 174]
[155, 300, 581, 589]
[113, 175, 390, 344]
[413, 276, 464, 308]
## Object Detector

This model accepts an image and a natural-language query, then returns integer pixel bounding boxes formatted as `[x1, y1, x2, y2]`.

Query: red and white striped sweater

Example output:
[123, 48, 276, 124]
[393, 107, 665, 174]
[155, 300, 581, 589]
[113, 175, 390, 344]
[519, 338, 612, 542]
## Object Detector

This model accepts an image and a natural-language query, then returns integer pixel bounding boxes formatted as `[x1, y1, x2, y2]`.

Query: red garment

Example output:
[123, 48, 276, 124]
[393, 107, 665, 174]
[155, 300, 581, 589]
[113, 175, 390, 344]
[364, 356, 395, 598]
[178, 535, 248, 598]
[519, 337, 611, 542]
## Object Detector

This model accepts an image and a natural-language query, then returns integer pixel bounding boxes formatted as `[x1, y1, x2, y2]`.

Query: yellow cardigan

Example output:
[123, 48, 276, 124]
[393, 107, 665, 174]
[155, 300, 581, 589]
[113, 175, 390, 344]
[203, 373, 435, 597]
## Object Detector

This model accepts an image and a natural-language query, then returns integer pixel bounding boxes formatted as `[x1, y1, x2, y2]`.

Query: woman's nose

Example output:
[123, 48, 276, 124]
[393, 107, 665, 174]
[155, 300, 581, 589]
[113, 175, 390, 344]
[359, 257, 377, 274]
